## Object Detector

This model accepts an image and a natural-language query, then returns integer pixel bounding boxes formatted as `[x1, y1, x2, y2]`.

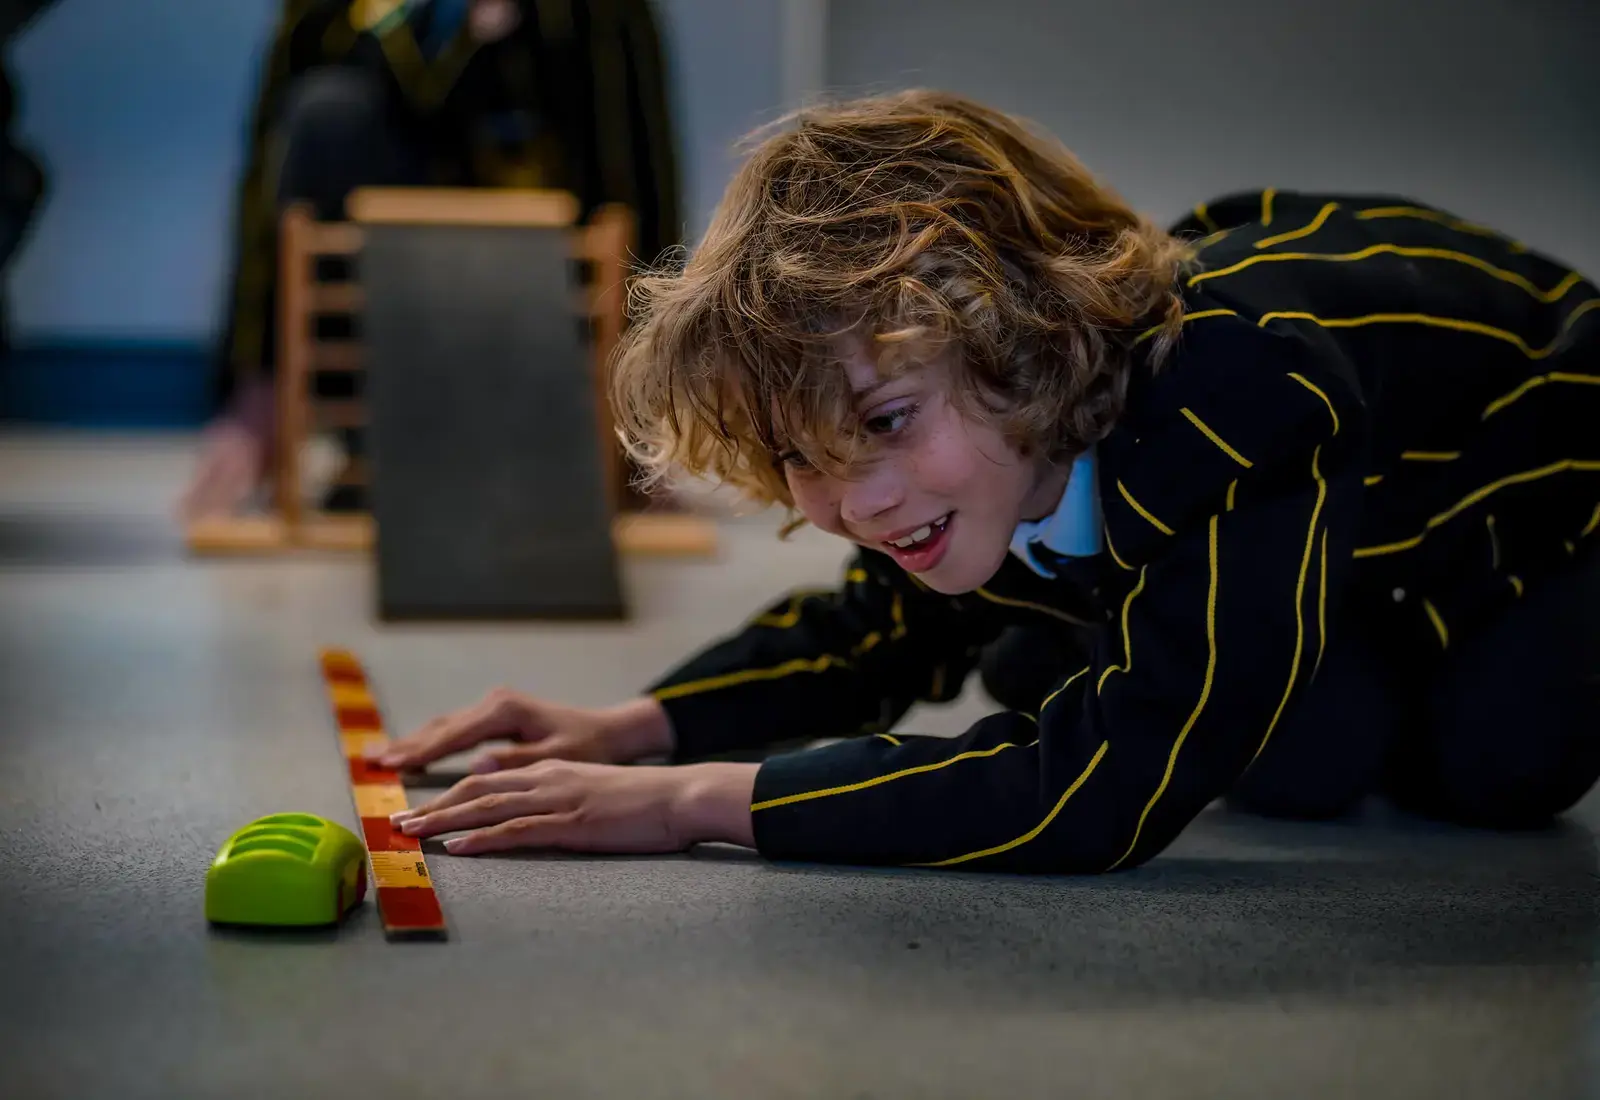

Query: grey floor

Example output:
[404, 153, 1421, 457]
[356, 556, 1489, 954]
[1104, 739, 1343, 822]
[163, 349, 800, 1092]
[2, 431, 1596, 1100]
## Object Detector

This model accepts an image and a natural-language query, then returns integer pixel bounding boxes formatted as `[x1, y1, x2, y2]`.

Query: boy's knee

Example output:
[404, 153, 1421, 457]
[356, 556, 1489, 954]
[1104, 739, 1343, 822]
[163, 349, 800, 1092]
[1405, 550, 1600, 827]
[1226, 775, 1368, 822]
[1393, 738, 1600, 829]
[1411, 608, 1600, 828]
[1227, 634, 1394, 822]
[1394, 665, 1600, 826]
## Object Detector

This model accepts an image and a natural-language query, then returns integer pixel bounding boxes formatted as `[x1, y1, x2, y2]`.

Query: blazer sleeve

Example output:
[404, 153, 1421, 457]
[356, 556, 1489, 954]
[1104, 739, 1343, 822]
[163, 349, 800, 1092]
[747, 350, 1366, 872]
[648, 549, 999, 762]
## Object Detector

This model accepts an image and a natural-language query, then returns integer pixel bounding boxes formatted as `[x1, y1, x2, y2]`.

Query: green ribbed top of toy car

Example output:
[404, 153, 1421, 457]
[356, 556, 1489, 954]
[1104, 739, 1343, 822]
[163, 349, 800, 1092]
[205, 813, 368, 927]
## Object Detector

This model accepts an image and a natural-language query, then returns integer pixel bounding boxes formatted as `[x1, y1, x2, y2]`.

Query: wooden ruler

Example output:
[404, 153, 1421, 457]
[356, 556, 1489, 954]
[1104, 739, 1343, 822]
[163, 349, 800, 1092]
[318, 648, 448, 939]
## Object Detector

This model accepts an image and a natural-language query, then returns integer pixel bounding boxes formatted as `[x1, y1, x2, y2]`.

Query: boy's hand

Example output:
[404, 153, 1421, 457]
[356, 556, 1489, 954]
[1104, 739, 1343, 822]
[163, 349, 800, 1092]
[390, 760, 759, 855]
[375, 692, 673, 773]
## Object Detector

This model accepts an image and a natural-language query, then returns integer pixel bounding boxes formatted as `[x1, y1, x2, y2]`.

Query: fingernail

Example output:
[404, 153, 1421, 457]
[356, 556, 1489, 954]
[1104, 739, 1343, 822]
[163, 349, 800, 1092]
[400, 817, 423, 834]
[471, 757, 502, 774]
[389, 809, 414, 825]
[444, 837, 466, 853]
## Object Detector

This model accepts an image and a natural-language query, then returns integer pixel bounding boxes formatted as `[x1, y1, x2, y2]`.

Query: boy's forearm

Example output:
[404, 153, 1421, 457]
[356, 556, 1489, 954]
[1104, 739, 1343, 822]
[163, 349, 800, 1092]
[645, 552, 978, 762]
[599, 696, 677, 759]
[674, 762, 759, 848]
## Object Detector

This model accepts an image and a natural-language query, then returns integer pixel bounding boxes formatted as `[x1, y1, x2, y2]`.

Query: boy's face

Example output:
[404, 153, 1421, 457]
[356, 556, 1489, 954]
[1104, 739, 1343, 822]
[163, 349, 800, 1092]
[782, 348, 1070, 594]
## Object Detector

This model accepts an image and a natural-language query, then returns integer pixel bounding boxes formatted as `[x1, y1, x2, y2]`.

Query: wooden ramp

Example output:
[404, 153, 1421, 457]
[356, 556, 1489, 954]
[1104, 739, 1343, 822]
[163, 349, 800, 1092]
[186, 186, 718, 618]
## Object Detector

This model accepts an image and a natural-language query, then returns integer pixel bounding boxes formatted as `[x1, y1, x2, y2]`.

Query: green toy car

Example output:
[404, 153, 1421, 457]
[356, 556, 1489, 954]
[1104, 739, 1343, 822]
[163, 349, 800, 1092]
[205, 813, 368, 927]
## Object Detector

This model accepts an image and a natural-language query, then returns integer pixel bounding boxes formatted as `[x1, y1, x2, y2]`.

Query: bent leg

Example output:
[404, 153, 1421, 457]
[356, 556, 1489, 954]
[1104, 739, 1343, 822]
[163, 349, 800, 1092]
[1225, 619, 1399, 821]
[269, 65, 423, 217]
[1388, 550, 1600, 828]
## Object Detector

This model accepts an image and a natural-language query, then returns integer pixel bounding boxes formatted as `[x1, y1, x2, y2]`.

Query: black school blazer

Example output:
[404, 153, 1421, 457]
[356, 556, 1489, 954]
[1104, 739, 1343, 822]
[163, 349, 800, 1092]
[647, 190, 1600, 872]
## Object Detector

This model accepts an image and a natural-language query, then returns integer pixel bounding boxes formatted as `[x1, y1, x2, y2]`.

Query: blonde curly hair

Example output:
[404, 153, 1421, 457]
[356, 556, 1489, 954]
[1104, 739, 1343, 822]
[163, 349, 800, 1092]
[609, 89, 1190, 509]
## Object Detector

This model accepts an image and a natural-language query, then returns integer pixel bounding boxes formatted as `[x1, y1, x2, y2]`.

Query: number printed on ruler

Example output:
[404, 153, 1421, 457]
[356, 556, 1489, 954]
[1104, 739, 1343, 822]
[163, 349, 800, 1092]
[369, 850, 432, 888]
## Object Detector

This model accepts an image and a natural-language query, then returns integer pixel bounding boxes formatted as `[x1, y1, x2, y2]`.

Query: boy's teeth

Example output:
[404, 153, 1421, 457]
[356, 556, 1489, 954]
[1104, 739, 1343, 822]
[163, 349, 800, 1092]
[889, 516, 948, 549]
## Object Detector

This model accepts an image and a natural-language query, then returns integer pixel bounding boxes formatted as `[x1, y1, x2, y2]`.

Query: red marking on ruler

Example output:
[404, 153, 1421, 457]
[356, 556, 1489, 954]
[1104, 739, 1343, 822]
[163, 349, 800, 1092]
[336, 705, 382, 731]
[318, 648, 447, 941]
[349, 757, 401, 785]
[377, 886, 445, 931]
[362, 817, 421, 852]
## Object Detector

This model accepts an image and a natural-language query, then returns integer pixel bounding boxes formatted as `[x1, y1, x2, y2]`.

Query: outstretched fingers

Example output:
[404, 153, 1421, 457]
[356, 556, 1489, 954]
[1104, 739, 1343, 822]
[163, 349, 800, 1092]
[392, 768, 548, 829]
[377, 690, 535, 769]
[443, 814, 582, 855]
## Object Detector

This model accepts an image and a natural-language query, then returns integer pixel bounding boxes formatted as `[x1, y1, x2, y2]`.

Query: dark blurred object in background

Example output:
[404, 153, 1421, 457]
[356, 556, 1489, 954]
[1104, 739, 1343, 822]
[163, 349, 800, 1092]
[185, 0, 679, 520]
[0, 1, 54, 357]
[0, 0, 55, 40]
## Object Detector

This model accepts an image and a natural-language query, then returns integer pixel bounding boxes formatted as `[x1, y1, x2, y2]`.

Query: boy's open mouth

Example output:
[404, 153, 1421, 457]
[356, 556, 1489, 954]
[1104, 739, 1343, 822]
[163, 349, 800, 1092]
[886, 513, 951, 549]
[881, 513, 953, 572]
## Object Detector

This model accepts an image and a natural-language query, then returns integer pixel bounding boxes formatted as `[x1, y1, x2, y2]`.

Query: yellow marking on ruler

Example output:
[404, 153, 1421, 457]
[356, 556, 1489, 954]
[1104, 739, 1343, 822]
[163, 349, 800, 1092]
[369, 850, 432, 888]
[319, 648, 364, 677]
[341, 730, 389, 757]
[329, 683, 376, 709]
[354, 784, 409, 818]
[319, 647, 448, 938]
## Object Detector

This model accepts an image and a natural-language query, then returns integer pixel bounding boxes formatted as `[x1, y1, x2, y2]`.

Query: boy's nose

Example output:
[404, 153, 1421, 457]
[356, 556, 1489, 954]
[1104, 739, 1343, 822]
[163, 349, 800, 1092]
[838, 471, 904, 532]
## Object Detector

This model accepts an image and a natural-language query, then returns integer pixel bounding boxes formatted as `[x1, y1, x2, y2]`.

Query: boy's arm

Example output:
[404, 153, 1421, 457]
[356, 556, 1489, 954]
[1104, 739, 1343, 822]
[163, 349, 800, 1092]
[745, 360, 1364, 872]
[647, 550, 998, 761]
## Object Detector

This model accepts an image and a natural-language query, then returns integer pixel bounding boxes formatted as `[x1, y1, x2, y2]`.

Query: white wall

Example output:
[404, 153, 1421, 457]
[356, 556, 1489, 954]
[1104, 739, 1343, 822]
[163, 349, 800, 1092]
[826, 0, 1600, 277]
[654, 0, 789, 244]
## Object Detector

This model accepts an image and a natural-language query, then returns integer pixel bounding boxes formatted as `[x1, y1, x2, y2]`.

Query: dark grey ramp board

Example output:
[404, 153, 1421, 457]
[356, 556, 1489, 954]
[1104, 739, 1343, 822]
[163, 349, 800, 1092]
[361, 220, 625, 620]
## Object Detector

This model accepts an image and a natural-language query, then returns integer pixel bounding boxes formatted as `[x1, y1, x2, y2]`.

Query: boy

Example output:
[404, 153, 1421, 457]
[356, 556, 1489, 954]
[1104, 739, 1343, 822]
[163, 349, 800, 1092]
[378, 90, 1599, 872]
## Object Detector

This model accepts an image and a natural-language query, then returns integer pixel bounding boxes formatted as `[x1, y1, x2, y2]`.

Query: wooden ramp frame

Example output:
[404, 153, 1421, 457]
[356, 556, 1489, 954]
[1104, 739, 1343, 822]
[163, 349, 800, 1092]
[185, 186, 715, 559]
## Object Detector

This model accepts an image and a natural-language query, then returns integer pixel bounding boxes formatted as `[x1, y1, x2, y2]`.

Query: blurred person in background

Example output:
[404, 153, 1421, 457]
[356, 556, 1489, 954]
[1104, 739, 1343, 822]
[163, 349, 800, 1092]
[0, 1, 54, 356]
[179, 0, 678, 520]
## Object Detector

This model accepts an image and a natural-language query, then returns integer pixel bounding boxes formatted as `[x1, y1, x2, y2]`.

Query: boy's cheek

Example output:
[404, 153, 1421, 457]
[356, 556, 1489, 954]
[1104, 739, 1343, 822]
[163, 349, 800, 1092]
[787, 481, 843, 538]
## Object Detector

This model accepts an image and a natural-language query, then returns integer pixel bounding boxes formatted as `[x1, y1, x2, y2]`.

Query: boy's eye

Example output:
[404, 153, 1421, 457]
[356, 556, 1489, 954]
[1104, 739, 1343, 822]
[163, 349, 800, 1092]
[863, 403, 919, 436]
[777, 450, 813, 471]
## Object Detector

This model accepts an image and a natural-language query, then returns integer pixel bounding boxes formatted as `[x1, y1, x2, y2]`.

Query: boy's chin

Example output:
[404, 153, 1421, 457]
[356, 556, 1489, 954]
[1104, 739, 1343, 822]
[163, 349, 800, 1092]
[909, 542, 1009, 596]
[911, 572, 970, 595]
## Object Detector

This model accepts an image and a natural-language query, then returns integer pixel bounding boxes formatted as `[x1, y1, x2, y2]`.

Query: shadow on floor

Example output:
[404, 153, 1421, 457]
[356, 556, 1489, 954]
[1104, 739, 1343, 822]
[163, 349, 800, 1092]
[0, 510, 185, 566]
[712, 803, 1600, 1004]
